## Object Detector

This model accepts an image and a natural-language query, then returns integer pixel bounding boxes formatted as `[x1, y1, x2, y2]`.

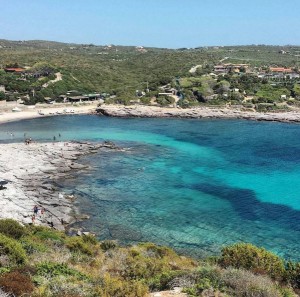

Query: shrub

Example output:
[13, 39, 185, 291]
[65, 237, 94, 255]
[219, 243, 285, 280]
[148, 271, 195, 291]
[0, 219, 26, 239]
[36, 262, 88, 280]
[34, 229, 64, 241]
[82, 234, 98, 245]
[221, 268, 282, 297]
[0, 234, 27, 266]
[100, 240, 117, 251]
[20, 236, 48, 254]
[139, 242, 175, 258]
[182, 265, 225, 295]
[96, 274, 148, 297]
[0, 271, 34, 296]
[285, 261, 300, 288]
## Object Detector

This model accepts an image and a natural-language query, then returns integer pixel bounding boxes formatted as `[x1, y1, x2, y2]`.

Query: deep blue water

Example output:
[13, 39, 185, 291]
[1, 115, 300, 259]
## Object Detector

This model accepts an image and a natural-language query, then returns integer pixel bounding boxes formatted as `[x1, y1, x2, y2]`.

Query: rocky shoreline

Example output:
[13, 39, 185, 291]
[0, 141, 120, 231]
[97, 105, 300, 123]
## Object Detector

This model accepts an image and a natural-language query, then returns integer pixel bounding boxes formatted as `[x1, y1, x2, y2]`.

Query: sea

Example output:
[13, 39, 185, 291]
[1, 114, 300, 259]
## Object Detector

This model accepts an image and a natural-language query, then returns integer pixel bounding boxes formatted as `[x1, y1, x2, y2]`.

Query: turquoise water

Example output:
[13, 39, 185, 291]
[1, 115, 300, 259]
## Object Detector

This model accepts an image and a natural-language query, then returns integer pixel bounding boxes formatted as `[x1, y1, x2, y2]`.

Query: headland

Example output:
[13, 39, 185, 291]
[97, 104, 300, 123]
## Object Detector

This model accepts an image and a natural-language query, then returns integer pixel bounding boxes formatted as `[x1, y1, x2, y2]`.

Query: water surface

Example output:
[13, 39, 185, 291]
[1, 115, 300, 259]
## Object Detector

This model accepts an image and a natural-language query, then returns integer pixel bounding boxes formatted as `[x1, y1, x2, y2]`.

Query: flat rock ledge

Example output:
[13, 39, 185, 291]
[0, 141, 118, 231]
[97, 105, 300, 123]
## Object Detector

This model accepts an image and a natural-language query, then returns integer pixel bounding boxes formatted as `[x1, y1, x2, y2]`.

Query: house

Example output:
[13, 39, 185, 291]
[214, 65, 227, 74]
[214, 63, 249, 74]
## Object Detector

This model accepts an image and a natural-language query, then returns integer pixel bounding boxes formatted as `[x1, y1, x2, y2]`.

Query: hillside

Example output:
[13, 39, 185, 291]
[0, 219, 298, 296]
[0, 40, 300, 108]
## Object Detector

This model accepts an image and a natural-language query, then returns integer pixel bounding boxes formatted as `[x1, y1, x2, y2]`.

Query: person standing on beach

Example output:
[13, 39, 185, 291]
[31, 215, 35, 224]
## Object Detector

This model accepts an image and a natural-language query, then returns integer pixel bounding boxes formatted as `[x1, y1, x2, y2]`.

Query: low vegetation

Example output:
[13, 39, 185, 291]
[0, 219, 298, 296]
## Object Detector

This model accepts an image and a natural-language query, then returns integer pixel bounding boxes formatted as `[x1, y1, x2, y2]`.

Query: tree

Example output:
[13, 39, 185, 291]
[292, 84, 300, 99]
[0, 91, 5, 100]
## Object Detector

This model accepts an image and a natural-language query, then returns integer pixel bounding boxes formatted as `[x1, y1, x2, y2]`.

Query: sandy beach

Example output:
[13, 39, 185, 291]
[0, 101, 98, 124]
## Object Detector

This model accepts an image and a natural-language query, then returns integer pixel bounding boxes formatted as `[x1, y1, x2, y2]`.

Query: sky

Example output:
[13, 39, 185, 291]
[0, 0, 300, 48]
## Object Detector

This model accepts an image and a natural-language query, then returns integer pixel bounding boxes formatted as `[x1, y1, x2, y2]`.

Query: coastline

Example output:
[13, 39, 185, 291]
[2, 102, 300, 125]
[0, 102, 98, 124]
[0, 141, 118, 230]
[97, 104, 300, 123]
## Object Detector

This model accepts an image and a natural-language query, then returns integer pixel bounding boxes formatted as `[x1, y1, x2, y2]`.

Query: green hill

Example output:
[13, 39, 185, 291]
[0, 40, 300, 108]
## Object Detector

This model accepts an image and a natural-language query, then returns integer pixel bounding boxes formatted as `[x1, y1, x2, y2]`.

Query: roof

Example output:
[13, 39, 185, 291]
[68, 96, 89, 100]
[4, 67, 25, 72]
[270, 67, 293, 73]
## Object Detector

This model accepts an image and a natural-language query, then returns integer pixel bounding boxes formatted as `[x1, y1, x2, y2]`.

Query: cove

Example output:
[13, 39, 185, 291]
[1, 115, 300, 259]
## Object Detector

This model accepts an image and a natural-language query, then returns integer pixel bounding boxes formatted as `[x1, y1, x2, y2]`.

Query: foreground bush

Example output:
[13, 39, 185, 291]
[221, 268, 283, 297]
[0, 271, 34, 296]
[0, 219, 26, 239]
[96, 274, 148, 297]
[0, 234, 27, 266]
[219, 243, 285, 279]
[285, 261, 300, 289]
[65, 236, 96, 256]
[36, 262, 88, 280]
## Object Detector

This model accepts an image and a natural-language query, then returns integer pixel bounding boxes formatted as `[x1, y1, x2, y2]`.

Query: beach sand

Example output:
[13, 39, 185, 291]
[0, 102, 98, 124]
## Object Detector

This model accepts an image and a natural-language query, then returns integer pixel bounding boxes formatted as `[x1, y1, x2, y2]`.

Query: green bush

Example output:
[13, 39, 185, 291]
[219, 243, 285, 280]
[100, 240, 117, 251]
[285, 261, 300, 289]
[82, 234, 98, 245]
[65, 236, 94, 255]
[0, 219, 26, 239]
[96, 274, 148, 297]
[36, 262, 88, 280]
[34, 229, 65, 242]
[0, 234, 27, 266]
[139, 242, 175, 258]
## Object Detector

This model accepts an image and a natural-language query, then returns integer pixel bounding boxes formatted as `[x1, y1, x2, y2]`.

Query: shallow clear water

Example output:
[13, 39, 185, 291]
[1, 115, 300, 259]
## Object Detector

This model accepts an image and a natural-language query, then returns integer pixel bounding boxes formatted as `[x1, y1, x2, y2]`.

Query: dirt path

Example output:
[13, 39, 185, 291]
[42, 72, 62, 88]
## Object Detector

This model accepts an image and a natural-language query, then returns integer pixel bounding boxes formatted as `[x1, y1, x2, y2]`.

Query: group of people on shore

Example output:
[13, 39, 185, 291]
[31, 204, 66, 228]
[31, 205, 50, 225]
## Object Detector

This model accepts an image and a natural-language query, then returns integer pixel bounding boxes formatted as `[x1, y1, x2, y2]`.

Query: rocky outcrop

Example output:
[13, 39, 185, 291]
[0, 141, 119, 231]
[97, 105, 300, 123]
